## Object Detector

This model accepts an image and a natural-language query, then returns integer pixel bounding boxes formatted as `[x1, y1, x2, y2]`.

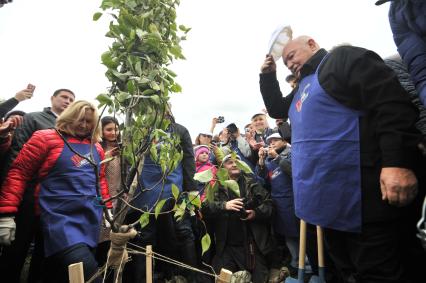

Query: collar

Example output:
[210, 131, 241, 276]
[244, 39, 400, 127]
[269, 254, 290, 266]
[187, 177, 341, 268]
[299, 48, 328, 80]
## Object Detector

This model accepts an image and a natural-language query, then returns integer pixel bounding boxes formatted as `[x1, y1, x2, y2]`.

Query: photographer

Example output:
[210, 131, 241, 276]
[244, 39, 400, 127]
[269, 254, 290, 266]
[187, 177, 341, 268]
[256, 133, 298, 273]
[219, 123, 253, 169]
[201, 154, 274, 283]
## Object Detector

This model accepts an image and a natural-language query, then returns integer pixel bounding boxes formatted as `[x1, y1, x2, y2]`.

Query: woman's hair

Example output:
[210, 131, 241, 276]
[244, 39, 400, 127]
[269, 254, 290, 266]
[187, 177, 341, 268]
[194, 134, 201, 145]
[56, 100, 102, 141]
[101, 116, 119, 129]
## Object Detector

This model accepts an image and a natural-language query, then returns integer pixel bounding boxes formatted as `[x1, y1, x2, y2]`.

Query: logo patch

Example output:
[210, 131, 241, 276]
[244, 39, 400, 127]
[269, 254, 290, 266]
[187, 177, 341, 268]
[295, 83, 310, 112]
[71, 153, 91, 168]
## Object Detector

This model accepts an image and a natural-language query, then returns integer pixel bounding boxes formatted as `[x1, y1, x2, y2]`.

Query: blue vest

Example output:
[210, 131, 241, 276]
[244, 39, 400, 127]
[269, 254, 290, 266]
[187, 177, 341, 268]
[288, 56, 362, 232]
[39, 139, 102, 256]
[133, 154, 183, 211]
[265, 157, 299, 237]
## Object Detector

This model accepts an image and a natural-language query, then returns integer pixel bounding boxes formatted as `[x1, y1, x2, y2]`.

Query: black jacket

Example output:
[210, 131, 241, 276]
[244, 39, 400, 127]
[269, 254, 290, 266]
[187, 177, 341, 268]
[0, 97, 19, 119]
[201, 173, 274, 256]
[171, 122, 197, 191]
[0, 107, 57, 183]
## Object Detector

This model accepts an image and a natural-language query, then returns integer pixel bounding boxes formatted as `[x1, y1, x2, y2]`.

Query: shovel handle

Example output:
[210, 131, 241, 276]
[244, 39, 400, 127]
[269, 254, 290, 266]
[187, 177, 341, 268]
[298, 219, 307, 269]
[316, 226, 324, 268]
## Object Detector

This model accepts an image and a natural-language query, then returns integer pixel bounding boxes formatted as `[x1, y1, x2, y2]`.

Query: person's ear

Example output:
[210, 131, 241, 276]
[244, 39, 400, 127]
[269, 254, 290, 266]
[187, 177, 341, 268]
[307, 38, 318, 52]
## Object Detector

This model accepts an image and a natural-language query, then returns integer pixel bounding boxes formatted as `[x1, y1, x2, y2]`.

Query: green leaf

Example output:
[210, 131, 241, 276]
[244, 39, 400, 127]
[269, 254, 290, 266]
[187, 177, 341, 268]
[96, 93, 113, 106]
[188, 191, 201, 208]
[149, 95, 161, 105]
[174, 204, 185, 221]
[154, 199, 167, 219]
[171, 184, 180, 200]
[149, 23, 159, 33]
[178, 24, 191, 33]
[139, 212, 150, 229]
[225, 180, 240, 197]
[169, 45, 185, 59]
[216, 168, 229, 183]
[142, 89, 157, 96]
[194, 168, 213, 183]
[150, 81, 160, 91]
[236, 159, 253, 174]
[111, 70, 128, 81]
[117, 91, 131, 102]
[93, 12, 103, 21]
[201, 233, 211, 255]
[101, 51, 118, 69]
[150, 143, 158, 161]
[127, 80, 136, 94]
[135, 61, 142, 76]
[170, 83, 182, 93]
[205, 182, 218, 203]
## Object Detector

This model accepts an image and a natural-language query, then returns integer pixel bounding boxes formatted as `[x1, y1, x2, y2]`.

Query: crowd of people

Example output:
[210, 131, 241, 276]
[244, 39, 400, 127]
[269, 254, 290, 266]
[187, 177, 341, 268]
[0, 1, 425, 283]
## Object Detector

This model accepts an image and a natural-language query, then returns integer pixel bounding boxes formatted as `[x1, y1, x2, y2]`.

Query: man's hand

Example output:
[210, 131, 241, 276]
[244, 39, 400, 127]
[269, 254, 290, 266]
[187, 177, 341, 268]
[380, 167, 418, 207]
[241, 210, 256, 221]
[225, 198, 244, 211]
[267, 147, 278, 159]
[0, 116, 24, 137]
[261, 54, 276, 74]
[258, 148, 267, 166]
[14, 84, 35, 102]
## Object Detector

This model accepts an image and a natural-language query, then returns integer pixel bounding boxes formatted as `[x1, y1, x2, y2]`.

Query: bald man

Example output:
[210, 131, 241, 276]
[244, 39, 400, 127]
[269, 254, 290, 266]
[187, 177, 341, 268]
[259, 36, 425, 282]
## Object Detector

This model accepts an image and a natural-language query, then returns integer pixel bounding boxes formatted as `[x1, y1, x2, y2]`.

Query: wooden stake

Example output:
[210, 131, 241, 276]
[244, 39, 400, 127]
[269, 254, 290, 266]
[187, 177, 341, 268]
[146, 245, 153, 283]
[217, 268, 232, 283]
[68, 262, 84, 283]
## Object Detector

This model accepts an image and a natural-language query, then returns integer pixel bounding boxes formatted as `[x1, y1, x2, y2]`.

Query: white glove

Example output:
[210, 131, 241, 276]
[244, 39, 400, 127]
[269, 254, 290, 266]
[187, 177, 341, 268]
[0, 217, 16, 245]
[103, 209, 113, 229]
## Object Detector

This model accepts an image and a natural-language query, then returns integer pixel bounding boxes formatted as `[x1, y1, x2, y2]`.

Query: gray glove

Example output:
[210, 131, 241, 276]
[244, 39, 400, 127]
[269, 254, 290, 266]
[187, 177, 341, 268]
[0, 217, 16, 245]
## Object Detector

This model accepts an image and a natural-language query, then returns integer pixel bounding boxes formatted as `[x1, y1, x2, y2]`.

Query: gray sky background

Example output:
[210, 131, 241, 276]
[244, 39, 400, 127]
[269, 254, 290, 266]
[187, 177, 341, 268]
[0, 0, 394, 140]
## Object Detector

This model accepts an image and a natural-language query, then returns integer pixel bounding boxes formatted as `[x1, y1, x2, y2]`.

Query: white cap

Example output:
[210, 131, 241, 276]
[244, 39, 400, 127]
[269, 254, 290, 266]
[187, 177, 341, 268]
[198, 131, 213, 137]
[267, 25, 293, 61]
[266, 133, 283, 143]
[222, 154, 241, 164]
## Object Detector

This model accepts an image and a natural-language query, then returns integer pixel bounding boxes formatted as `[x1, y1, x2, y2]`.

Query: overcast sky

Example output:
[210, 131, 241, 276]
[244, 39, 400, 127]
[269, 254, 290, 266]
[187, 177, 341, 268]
[0, 0, 394, 140]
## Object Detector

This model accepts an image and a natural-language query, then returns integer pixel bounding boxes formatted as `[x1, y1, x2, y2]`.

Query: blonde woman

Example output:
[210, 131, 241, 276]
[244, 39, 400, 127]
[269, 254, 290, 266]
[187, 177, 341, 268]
[0, 100, 112, 283]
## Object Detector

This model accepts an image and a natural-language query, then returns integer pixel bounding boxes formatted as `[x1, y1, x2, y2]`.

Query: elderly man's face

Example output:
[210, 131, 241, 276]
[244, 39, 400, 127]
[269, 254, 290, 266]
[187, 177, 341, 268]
[223, 159, 241, 179]
[282, 39, 316, 79]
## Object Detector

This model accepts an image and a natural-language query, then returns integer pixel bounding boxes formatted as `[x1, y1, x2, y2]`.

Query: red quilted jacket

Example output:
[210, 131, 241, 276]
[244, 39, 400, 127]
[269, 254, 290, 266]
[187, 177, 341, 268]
[0, 129, 112, 214]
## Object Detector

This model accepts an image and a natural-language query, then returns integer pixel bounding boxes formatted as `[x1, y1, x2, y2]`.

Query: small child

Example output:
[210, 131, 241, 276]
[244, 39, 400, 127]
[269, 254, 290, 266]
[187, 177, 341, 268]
[194, 145, 217, 201]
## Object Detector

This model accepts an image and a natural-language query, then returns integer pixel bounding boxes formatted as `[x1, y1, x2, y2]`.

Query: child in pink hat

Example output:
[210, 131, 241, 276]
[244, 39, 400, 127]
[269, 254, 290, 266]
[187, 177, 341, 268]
[194, 145, 217, 201]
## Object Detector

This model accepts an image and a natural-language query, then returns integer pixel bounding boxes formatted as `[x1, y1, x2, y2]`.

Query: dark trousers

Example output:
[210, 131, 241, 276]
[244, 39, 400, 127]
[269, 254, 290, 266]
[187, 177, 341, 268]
[213, 245, 269, 283]
[45, 243, 100, 283]
[325, 221, 408, 283]
[0, 189, 43, 283]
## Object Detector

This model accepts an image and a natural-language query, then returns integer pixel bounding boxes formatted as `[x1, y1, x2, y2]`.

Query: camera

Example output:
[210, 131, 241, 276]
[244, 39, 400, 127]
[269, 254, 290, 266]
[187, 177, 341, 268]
[226, 123, 239, 135]
[217, 116, 225, 123]
[238, 197, 260, 219]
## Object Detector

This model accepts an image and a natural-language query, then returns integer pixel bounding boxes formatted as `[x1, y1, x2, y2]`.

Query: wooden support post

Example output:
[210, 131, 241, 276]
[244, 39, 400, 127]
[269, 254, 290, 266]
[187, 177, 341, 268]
[217, 268, 232, 283]
[68, 262, 84, 283]
[146, 245, 153, 283]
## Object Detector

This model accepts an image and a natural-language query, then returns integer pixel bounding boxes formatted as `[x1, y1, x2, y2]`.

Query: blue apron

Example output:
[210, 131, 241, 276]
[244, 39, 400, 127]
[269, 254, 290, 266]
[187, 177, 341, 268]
[39, 138, 102, 256]
[133, 154, 183, 211]
[266, 158, 299, 237]
[288, 56, 362, 232]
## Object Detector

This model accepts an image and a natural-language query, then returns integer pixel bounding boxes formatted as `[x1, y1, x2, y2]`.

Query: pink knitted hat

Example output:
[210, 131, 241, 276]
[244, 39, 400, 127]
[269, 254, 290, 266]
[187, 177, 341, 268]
[194, 145, 210, 160]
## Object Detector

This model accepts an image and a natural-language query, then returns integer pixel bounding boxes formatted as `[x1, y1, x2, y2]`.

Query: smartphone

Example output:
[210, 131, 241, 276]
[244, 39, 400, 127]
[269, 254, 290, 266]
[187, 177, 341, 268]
[27, 83, 36, 93]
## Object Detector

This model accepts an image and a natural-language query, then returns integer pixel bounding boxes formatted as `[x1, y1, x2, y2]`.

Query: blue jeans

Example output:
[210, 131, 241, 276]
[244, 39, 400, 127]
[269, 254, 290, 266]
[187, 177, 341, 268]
[45, 243, 100, 283]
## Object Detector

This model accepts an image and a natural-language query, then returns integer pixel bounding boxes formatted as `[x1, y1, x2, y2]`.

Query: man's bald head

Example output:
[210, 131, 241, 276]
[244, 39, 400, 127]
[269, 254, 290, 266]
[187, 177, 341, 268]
[282, 36, 320, 78]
